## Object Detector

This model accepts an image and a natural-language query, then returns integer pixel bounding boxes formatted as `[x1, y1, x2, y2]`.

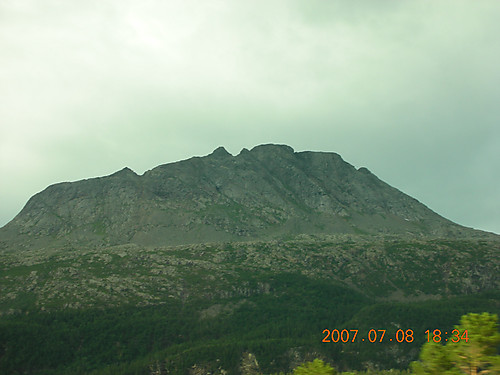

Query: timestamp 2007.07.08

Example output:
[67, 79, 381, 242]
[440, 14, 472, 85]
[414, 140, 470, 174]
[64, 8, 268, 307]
[322, 329, 469, 344]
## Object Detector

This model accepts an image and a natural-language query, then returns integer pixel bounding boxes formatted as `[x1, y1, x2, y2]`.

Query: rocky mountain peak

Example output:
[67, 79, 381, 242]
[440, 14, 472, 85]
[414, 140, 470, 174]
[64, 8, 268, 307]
[210, 146, 232, 158]
[1, 144, 489, 249]
[249, 144, 295, 157]
[110, 167, 138, 178]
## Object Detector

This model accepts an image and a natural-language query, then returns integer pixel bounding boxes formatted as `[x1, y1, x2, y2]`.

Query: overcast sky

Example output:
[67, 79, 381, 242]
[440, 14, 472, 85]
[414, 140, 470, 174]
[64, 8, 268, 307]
[1, 0, 499, 234]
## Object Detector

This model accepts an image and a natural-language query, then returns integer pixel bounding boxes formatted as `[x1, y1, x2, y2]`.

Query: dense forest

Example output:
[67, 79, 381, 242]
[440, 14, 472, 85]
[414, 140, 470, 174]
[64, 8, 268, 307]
[1, 271, 498, 374]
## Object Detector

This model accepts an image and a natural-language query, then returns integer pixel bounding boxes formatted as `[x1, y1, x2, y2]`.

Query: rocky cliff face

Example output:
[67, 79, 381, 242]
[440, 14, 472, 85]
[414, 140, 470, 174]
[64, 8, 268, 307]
[0, 144, 484, 249]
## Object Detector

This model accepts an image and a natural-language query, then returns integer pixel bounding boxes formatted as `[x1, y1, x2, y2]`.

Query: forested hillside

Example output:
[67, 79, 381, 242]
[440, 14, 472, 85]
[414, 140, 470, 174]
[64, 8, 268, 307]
[1, 147, 498, 374]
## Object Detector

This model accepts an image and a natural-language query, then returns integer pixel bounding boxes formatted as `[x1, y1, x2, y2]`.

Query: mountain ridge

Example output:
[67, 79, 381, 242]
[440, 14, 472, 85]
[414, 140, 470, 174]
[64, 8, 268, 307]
[0, 144, 495, 250]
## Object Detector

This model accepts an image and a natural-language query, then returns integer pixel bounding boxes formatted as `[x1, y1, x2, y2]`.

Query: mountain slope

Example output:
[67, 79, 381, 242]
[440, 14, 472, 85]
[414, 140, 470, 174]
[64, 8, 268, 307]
[0, 144, 499, 374]
[0, 144, 486, 250]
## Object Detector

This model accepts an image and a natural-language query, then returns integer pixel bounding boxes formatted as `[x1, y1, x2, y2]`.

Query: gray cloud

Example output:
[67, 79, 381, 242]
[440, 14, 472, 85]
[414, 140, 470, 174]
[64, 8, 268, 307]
[1, 0, 499, 234]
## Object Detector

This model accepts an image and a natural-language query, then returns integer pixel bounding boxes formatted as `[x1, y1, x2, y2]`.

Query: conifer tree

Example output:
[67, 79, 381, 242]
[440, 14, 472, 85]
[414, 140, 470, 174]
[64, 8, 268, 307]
[411, 312, 500, 375]
[447, 312, 500, 375]
[410, 341, 458, 374]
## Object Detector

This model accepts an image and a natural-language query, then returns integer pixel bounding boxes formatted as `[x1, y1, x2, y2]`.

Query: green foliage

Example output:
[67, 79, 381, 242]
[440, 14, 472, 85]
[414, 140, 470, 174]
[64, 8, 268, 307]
[410, 312, 500, 375]
[1, 272, 498, 375]
[447, 312, 500, 375]
[338, 371, 409, 375]
[337, 293, 499, 371]
[293, 359, 336, 375]
[0, 272, 366, 374]
[410, 342, 458, 374]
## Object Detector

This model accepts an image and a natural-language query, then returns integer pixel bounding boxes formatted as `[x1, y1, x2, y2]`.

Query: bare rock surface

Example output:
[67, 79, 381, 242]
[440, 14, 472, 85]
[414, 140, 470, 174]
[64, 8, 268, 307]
[1, 144, 492, 250]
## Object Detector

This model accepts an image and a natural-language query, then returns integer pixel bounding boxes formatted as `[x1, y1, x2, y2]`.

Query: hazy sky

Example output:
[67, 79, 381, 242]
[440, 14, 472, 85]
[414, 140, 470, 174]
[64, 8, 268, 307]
[1, 0, 499, 234]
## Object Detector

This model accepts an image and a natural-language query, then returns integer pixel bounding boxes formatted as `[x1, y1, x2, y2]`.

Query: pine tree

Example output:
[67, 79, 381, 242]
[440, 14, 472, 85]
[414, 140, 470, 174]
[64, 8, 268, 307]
[411, 312, 500, 375]
[447, 313, 500, 375]
[410, 341, 458, 374]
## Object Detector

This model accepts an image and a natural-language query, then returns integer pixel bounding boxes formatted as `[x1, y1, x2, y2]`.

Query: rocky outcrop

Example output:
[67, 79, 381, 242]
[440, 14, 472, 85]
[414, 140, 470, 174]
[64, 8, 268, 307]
[0, 144, 490, 249]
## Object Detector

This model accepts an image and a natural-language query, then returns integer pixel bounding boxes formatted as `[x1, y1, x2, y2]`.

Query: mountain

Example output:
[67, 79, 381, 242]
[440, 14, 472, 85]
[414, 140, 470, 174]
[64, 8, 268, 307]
[0, 144, 489, 250]
[0, 144, 498, 375]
